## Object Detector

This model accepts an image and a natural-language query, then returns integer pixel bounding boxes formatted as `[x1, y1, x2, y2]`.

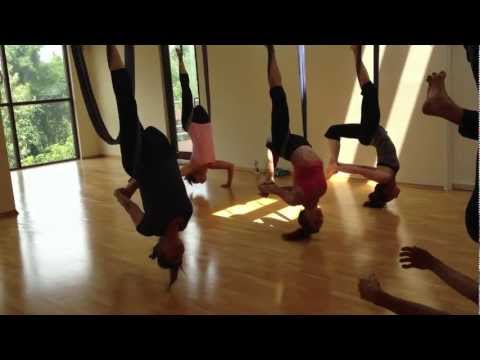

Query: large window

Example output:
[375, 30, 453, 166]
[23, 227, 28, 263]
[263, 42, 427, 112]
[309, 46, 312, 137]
[162, 45, 201, 158]
[0, 45, 79, 170]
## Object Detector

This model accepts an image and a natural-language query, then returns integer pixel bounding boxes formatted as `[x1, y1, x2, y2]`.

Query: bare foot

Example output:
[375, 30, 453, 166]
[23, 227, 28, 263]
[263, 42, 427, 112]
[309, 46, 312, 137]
[221, 183, 231, 189]
[325, 161, 338, 180]
[422, 71, 456, 117]
[122, 185, 136, 199]
[113, 188, 129, 206]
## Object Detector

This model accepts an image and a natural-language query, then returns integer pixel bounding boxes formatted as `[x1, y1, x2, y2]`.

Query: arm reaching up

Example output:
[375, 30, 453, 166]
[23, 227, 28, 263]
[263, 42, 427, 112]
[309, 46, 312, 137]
[358, 274, 449, 315]
[399, 246, 478, 304]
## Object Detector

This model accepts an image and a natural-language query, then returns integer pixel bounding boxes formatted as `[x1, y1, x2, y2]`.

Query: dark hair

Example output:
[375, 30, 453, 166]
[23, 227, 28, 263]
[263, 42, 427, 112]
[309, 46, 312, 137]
[297, 209, 322, 235]
[149, 240, 183, 289]
[363, 198, 386, 208]
[283, 227, 312, 241]
[185, 174, 195, 185]
[149, 242, 182, 269]
[366, 181, 400, 207]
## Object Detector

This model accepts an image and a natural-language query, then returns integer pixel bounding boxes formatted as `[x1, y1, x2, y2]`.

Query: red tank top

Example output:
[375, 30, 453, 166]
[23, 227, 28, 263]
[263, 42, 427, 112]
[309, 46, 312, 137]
[294, 161, 327, 205]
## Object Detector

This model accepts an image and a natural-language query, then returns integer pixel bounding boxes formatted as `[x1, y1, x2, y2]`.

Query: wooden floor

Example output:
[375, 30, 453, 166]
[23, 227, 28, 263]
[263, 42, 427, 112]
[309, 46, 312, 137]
[0, 158, 478, 315]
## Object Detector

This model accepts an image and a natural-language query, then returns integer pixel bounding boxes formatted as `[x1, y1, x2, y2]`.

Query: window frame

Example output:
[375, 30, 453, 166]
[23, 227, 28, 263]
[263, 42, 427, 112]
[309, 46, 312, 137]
[0, 45, 80, 170]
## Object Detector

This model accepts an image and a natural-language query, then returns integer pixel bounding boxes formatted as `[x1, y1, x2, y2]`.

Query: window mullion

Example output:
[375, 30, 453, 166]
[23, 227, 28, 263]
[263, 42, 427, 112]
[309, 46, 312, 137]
[1, 45, 22, 169]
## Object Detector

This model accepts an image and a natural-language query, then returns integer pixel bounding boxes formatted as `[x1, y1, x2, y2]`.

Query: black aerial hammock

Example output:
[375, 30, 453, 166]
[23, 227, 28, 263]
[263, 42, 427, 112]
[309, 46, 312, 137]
[70, 45, 135, 145]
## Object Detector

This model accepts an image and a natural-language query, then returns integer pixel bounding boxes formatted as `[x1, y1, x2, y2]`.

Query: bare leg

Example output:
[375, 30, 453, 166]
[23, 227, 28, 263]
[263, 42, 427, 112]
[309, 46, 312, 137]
[337, 163, 393, 184]
[107, 45, 124, 71]
[351, 45, 370, 88]
[265, 147, 279, 183]
[266, 45, 282, 88]
[326, 139, 340, 179]
[359, 274, 449, 315]
[422, 71, 464, 125]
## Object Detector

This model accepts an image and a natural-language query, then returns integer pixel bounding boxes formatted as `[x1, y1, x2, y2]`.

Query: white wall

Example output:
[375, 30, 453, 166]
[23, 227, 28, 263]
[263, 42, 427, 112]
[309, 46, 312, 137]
[67, 46, 103, 158]
[207, 45, 302, 170]
[380, 45, 449, 187]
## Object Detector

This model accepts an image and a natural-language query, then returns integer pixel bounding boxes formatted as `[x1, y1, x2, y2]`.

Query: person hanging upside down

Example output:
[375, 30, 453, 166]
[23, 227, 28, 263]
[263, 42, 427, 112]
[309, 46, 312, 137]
[421, 45, 478, 242]
[324, 45, 400, 209]
[258, 45, 327, 240]
[176, 47, 235, 188]
[108, 45, 193, 288]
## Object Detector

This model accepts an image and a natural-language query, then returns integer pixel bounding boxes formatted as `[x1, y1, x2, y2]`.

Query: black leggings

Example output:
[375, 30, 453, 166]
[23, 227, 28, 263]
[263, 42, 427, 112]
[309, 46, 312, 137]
[112, 69, 172, 180]
[180, 73, 209, 132]
[324, 82, 380, 145]
[267, 86, 310, 160]
[111, 69, 144, 179]
[464, 45, 478, 89]
[462, 45, 479, 242]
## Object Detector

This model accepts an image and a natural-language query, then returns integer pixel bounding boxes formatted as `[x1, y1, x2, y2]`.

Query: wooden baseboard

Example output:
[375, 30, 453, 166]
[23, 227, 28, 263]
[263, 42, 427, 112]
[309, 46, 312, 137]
[396, 182, 444, 191]
[81, 154, 106, 160]
[0, 210, 18, 219]
[79, 158, 474, 192]
[453, 184, 475, 191]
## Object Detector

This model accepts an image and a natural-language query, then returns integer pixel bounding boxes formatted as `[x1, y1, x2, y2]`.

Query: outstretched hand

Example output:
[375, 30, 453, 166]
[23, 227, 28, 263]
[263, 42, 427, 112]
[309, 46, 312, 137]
[258, 182, 275, 197]
[399, 246, 435, 270]
[358, 274, 383, 304]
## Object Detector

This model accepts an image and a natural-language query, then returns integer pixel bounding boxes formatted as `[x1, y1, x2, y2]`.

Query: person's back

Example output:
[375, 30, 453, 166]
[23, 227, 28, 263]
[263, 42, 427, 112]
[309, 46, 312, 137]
[189, 118, 216, 166]
[136, 127, 193, 236]
[370, 126, 400, 171]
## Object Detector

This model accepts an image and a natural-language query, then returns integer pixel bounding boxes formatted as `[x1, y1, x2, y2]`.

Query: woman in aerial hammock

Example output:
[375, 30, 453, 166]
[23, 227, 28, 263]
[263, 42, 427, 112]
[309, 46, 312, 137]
[176, 47, 235, 188]
[258, 45, 327, 240]
[324, 45, 400, 209]
[108, 45, 193, 288]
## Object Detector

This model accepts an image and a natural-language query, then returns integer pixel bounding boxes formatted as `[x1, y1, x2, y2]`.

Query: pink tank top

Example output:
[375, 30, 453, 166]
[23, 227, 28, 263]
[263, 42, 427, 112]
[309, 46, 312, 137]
[188, 122, 216, 166]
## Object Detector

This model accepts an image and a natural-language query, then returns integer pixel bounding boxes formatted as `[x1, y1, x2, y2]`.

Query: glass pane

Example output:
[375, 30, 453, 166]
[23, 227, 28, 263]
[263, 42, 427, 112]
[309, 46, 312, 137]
[168, 45, 200, 153]
[5, 45, 69, 103]
[14, 101, 76, 167]
[0, 107, 18, 169]
[0, 54, 6, 104]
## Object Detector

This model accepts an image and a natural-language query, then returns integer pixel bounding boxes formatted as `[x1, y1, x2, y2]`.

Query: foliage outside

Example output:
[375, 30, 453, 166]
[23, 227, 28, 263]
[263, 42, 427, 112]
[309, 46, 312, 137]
[0, 45, 76, 169]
